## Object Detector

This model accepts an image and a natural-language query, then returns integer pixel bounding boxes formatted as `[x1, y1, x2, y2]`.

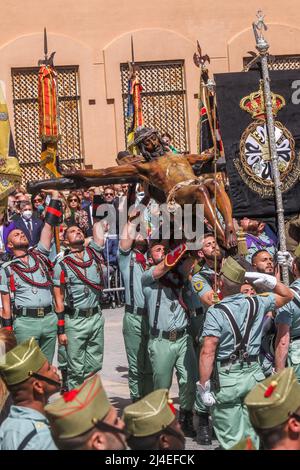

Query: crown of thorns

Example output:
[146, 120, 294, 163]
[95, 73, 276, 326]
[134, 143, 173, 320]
[133, 126, 158, 146]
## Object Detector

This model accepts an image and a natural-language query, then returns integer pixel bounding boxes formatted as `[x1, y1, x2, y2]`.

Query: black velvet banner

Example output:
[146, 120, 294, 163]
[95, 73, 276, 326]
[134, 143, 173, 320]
[215, 70, 300, 219]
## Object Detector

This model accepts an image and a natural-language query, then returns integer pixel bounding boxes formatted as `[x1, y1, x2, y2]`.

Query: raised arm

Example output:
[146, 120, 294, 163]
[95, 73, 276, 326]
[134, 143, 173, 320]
[39, 189, 62, 251]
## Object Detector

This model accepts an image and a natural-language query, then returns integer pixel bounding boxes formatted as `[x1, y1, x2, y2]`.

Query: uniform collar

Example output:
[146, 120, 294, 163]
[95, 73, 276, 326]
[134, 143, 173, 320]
[9, 405, 49, 423]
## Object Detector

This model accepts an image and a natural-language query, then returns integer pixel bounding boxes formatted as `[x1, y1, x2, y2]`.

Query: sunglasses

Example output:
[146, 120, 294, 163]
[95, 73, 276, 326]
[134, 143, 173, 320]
[34, 198, 43, 203]
[105, 193, 114, 197]
[69, 198, 78, 202]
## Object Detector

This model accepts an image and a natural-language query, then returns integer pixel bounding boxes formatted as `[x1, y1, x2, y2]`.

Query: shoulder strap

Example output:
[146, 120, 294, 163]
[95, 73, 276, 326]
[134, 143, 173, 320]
[17, 427, 38, 450]
[86, 246, 105, 288]
[291, 286, 300, 310]
[59, 260, 74, 308]
[214, 296, 259, 355]
[129, 257, 134, 307]
[214, 303, 243, 348]
[240, 297, 259, 353]
[153, 286, 163, 331]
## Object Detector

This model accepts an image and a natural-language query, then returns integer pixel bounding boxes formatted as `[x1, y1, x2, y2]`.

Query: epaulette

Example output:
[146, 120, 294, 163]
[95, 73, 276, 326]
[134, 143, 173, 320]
[257, 292, 270, 297]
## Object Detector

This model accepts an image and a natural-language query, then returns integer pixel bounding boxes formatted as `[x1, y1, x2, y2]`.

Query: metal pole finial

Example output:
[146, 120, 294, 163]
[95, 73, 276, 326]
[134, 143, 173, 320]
[253, 10, 269, 53]
[38, 27, 56, 67]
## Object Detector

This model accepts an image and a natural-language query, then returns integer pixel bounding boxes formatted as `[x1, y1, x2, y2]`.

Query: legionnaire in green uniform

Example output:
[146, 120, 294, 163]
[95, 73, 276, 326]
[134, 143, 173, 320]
[142, 240, 197, 437]
[0, 337, 61, 450]
[251, 250, 277, 377]
[275, 256, 300, 381]
[118, 209, 153, 402]
[0, 191, 62, 364]
[192, 234, 223, 310]
[123, 389, 185, 450]
[45, 374, 127, 450]
[245, 368, 300, 450]
[53, 220, 105, 390]
[198, 257, 293, 449]
[191, 234, 223, 445]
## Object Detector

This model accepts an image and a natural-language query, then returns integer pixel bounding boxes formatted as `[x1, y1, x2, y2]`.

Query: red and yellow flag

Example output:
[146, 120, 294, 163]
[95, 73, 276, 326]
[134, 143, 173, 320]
[38, 65, 61, 177]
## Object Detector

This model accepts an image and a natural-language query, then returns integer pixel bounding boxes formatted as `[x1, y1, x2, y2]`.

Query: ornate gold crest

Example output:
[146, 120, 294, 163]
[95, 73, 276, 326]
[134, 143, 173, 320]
[234, 80, 300, 198]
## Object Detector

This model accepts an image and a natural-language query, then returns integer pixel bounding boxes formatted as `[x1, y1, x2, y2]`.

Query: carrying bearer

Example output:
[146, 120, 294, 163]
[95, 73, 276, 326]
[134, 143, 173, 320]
[0, 190, 62, 363]
[198, 257, 293, 449]
[118, 205, 153, 402]
[53, 220, 105, 389]
[142, 240, 197, 437]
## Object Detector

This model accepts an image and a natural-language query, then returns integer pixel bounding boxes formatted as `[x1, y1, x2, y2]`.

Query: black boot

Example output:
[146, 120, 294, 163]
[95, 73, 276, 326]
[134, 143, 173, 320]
[60, 368, 69, 395]
[196, 412, 212, 445]
[178, 408, 196, 438]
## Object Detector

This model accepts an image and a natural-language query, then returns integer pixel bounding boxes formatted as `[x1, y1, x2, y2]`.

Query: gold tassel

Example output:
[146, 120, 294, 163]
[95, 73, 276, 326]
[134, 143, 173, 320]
[237, 228, 248, 256]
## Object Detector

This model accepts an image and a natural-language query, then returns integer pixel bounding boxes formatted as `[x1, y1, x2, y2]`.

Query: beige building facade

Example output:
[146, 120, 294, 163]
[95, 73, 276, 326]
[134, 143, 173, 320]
[1, 0, 300, 181]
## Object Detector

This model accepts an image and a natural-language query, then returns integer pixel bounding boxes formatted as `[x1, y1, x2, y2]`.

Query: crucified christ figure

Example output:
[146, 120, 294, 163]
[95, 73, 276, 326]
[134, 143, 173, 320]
[28, 127, 237, 249]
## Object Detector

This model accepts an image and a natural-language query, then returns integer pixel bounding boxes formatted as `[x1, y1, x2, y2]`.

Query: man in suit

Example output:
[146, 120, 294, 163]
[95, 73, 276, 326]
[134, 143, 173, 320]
[14, 202, 43, 247]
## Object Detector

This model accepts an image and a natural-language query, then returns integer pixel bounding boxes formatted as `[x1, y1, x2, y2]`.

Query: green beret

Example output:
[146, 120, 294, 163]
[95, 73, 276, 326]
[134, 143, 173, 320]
[123, 389, 175, 437]
[245, 368, 300, 429]
[220, 256, 245, 284]
[0, 337, 47, 386]
[45, 375, 110, 440]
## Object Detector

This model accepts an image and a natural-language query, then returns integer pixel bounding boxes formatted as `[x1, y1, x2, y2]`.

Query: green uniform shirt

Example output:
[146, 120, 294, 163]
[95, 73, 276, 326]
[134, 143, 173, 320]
[142, 266, 187, 331]
[118, 248, 145, 309]
[192, 263, 215, 312]
[182, 280, 202, 311]
[0, 405, 57, 450]
[53, 240, 104, 309]
[276, 279, 300, 338]
[0, 243, 52, 308]
[202, 293, 276, 359]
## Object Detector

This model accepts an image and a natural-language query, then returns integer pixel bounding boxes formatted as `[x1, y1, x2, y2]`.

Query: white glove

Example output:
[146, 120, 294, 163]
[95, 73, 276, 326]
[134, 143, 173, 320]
[196, 380, 216, 407]
[245, 272, 277, 290]
[277, 251, 294, 269]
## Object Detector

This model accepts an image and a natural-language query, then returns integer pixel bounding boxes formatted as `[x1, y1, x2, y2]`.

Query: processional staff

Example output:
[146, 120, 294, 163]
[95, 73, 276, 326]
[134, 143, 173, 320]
[252, 11, 289, 284]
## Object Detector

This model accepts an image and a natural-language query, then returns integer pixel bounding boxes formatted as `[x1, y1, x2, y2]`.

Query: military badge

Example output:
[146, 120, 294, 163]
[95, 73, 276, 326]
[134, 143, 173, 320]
[193, 279, 203, 292]
[236, 81, 300, 198]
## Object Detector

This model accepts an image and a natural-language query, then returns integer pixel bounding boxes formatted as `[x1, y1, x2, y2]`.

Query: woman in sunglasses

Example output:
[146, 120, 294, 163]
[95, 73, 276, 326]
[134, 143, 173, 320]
[65, 193, 89, 234]
[32, 193, 46, 219]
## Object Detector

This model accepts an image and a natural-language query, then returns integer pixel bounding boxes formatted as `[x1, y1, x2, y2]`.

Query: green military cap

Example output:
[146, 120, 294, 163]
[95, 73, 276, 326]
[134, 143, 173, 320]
[45, 374, 110, 440]
[123, 389, 175, 437]
[0, 337, 47, 386]
[220, 256, 245, 284]
[245, 368, 300, 429]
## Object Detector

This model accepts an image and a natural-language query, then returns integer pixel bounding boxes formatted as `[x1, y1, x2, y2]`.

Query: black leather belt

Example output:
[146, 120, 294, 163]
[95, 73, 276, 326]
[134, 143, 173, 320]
[150, 327, 187, 341]
[219, 354, 259, 367]
[125, 304, 147, 316]
[66, 306, 99, 318]
[14, 305, 52, 318]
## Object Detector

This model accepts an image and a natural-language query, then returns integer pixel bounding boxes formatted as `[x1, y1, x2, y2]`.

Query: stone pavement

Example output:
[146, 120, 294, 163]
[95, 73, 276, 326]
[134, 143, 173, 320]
[101, 306, 219, 450]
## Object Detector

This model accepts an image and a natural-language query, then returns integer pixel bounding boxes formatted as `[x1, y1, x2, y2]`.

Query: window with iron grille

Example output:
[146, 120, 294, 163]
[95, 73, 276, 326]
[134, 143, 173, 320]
[243, 54, 300, 71]
[120, 60, 189, 153]
[11, 65, 83, 184]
